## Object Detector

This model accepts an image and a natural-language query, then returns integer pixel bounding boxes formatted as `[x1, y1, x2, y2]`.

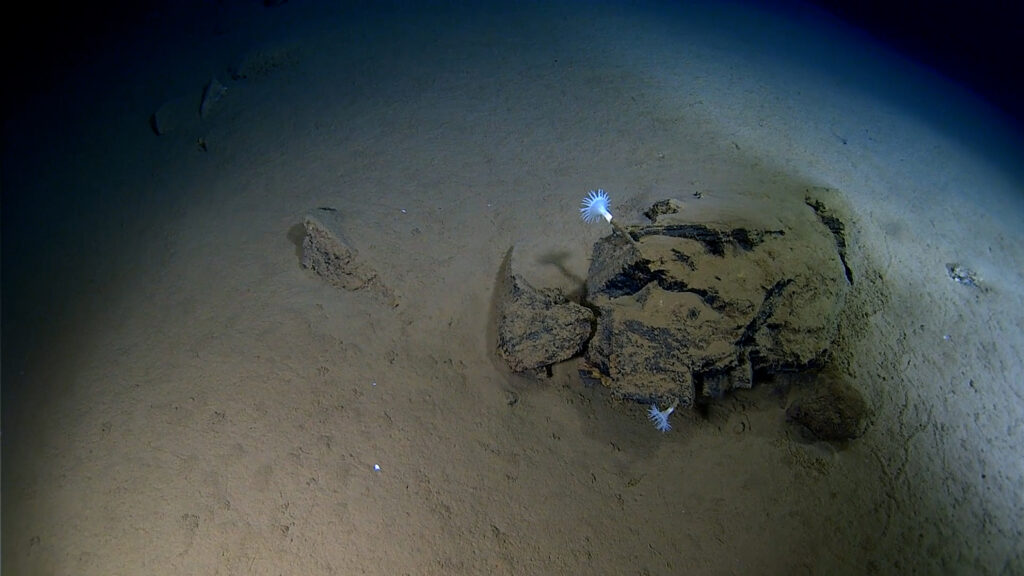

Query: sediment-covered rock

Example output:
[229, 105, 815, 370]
[301, 209, 397, 306]
[584, 197, 850, 408]
[496, 249, 594, 374]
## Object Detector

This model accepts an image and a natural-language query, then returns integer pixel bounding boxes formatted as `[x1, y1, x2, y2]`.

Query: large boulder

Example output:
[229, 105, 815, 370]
[584, 197, 851, 408]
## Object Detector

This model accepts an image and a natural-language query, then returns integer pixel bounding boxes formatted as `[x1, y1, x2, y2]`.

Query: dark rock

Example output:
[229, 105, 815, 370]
[643, 198, 684, 221]
[786, 378, 870, 440]
[496, 249, 594, 374]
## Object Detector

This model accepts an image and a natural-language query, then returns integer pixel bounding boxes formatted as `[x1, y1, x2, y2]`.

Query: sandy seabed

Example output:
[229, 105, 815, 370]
[3, 2, 1023, 574]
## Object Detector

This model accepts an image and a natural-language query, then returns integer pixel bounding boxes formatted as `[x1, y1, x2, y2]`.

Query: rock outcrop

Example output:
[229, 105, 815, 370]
[584, 198, 850, 408]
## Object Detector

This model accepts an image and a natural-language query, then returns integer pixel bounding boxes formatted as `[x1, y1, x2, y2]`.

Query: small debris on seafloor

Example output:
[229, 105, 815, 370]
[200, 76, 228, 119]
[945, 263, 983, 289]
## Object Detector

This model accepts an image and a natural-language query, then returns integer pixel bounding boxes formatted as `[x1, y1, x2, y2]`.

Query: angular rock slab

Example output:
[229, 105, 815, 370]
[585, 198, 850, 407]
[301, 209, 397, 306]
[496, 249, 594, 374]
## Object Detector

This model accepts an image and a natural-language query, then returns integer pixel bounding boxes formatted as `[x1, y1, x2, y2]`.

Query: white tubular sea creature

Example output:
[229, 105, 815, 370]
[579, 189, 639, 247]
[580, 189, 614, 223]
[647, 399, 680, 432]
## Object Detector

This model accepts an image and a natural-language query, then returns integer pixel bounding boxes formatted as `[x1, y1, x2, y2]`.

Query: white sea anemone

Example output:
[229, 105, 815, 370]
[647, 400, 679, 432]
[580, 189, 614, 223]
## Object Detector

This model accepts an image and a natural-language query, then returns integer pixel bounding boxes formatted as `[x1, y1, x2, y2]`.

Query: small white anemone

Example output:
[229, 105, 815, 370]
[580, 189, 614, 223]
[647, 399, 680, 433]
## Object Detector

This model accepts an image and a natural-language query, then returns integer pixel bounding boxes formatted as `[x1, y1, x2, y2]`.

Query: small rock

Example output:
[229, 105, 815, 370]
[946, 262, 984, 290]
[150, 96, 192, 135]
[300, 210, 396, 306]
[199, 76, 228, 120]
[786, 378, 870, 441]
[643, 198, 687, 221]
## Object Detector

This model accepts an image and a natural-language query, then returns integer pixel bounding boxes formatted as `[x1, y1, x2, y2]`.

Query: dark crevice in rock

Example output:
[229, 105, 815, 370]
[748, 348, 825, 374]
[692, 372, 710, 403]
[657, 279, 727, 311]
[635, 224, 723, 255]
[737, 278, 794, 348]
[594, 257, 726, 311]
[634, 224, 784, 256]
[730, 227, 782, 251]
[805, 196, 854, 285]
[598, 260, 657, 298]
[670, 248, 696, 270]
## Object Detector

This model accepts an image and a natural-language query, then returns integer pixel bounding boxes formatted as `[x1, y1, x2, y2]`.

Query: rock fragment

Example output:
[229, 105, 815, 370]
[301, 210, 396, 306]
[199, 76, 228, 119]
[786, 378, 871, 440]
[496, 249, 594, 374]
